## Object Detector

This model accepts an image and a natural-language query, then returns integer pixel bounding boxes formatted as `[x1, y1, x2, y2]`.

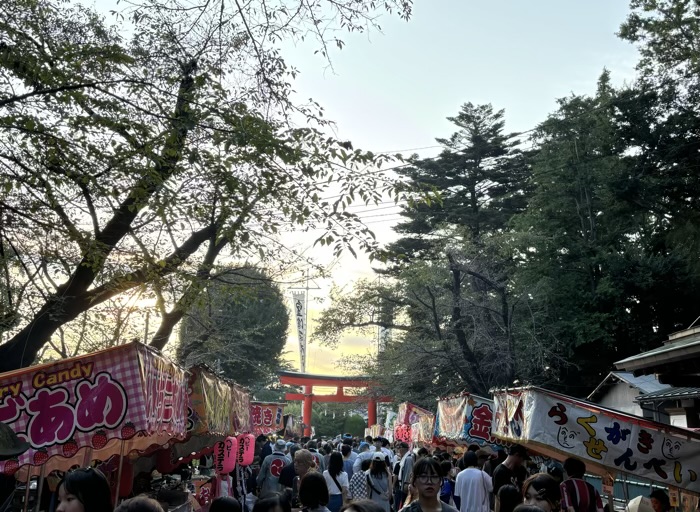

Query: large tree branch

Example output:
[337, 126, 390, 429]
[49, 60, 197, 297]
[0, 221, 215, 371]
[149, 234, 228, 350]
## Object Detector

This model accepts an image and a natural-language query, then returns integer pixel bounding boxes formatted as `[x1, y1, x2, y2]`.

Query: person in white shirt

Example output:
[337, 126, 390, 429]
[323, 452, 349, 512]
[353, 442, 373, 474]
[453, 451, 492, 512]
[395, 442, 413, 509]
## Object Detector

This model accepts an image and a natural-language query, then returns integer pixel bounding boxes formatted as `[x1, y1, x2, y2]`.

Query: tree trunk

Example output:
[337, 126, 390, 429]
[448, 255, 487, 395]
[0, 220, 214, 370]
[0, 62, 198, 370]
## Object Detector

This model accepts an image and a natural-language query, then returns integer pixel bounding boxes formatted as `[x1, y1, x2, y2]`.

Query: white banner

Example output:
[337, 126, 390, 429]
[291, 291, 307, 372]
[378, 326, 391, 352]
[492, 387, 700, 493]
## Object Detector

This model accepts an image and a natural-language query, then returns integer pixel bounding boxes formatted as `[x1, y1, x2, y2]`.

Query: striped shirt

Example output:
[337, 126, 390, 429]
[560, 478, 604, 512]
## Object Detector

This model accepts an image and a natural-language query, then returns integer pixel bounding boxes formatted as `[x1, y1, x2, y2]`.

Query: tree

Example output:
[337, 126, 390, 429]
[510, 70, 700, 391]
[314, 104, 544, 401]
[177, 267, 290, 388]
[0, 0, 413, 370]
[316, 234, 563, 402]
[386, 103, 528, 265]
[282, 402, 365, 438]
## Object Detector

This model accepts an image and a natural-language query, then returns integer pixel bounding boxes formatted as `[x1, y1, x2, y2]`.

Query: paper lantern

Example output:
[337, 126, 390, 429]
[156, 447, 177, 474]
[214, 436, 238, 474]
[394, 423, 411, 443]
[237, 434, 255, 466]
[118, 459, 134, 498]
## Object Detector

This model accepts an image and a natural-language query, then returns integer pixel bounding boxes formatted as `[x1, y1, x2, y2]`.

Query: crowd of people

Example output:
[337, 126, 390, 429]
[251, 434, 673, 512]
[38, 431, 674, 512]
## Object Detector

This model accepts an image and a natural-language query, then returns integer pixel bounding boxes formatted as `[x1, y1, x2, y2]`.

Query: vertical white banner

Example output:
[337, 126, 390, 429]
[291, 291, 307, 372]
[378, 326, 391, 353]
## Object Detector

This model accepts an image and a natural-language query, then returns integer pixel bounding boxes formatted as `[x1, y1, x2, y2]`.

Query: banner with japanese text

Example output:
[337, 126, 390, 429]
[433, 393, 507, 449]
[397, 402, 432, 425]
[492, 387, 700, 494]
[0, 343, 188, 475]
[291, 291, 307, 373]
[250, 402, 284, 436]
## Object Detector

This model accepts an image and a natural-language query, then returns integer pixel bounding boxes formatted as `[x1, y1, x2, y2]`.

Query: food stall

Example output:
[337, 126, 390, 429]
[393, 402, 433, 446]
[491, 386, 700, 504]
[165, 365, 252, 508]
[0, 342, 189, 510]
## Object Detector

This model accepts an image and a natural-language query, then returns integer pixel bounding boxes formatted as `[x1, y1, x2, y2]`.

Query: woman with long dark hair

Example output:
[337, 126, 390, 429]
[56, 467, 113, 512]
[299, 472, 331, 512]
[365, 453, 391, 512]
[324, 452, 349, 512]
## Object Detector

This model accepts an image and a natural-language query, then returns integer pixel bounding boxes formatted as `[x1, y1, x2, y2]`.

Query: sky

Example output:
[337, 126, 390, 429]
[87, 0, 642, 379]
[277, 0, 641, 376]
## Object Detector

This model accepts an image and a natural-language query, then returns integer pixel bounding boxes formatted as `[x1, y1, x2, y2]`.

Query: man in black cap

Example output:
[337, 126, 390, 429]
[492, 444, 529, 498]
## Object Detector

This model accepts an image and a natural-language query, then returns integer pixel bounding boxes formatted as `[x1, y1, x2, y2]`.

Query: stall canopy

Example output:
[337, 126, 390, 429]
[170, 365, 251, 462]
[249, 402, 284, 436]
[188, 365, 250, 436]
[0, 342, 188, 475]
[397, 402, 432, 425]
[492, 386, 700, 494]
[433, 393, 507, 450]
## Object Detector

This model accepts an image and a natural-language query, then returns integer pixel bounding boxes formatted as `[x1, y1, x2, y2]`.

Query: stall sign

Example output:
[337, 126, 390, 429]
[250, 403, 284, 436]
[0, 343, 188, 474]
[433, 393, 506, 449]
[231, 383, 250, 433]
[394, 424, 411, 443]
[411, 414, 435, 444]
[139, 347, 188, 435]
[397, 402, 432, 426]
[492, 387, 700, 493]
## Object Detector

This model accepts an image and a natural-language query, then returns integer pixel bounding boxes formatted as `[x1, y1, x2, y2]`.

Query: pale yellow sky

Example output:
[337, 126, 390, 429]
[281, 230, 396, 376]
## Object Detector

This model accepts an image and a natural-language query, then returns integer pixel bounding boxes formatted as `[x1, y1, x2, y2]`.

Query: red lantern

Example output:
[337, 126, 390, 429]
[118, 459, 134, 498]
[237, 434, 255, 466]
[394, 423, 411, 443]
[156, 447, 177, 474]
[214, 437, 238, 474]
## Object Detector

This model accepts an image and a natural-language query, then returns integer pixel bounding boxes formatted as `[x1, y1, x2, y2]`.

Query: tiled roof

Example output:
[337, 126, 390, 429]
[587, 371, 670, 401]
[636, 387, 700, 402]
[612, 371, 671, 394]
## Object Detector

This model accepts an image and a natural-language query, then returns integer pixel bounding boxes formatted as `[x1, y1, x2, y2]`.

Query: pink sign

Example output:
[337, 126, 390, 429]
[250, 403, 284, 436]
[0, 343, 188, 474]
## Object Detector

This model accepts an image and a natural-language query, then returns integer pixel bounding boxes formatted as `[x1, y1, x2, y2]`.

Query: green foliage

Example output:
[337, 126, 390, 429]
[316, 0, 700, 400]
[343, 415, 367, 437]
[282, 402, 365, 438]
[0, 0, 414, 369]
[176, 267, 290, 388]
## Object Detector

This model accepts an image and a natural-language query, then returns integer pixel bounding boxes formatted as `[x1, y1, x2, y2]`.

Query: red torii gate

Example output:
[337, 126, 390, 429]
[279, 371, 392, 437]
